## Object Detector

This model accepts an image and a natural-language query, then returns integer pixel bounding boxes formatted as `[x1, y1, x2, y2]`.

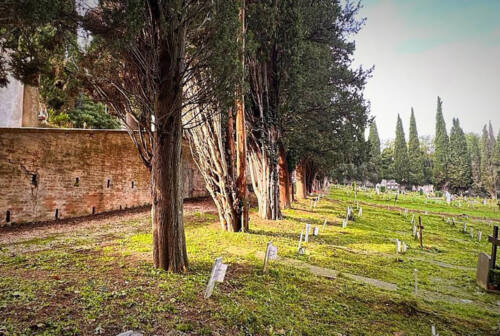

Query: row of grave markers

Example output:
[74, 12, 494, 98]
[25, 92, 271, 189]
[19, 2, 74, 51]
[206, 200, 359, 297]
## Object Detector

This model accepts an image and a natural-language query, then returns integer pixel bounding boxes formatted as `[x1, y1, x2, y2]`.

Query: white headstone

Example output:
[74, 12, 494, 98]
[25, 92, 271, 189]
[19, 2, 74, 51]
[396, 239, 401, 253]
[323, 218, 327, 228]
[304, 224, 310, 242]
[469, 227, 474, 238]
[313, 226, 319, 236]
[402, 242, 407, 253]
[215, 263, 228, 282]
[204, 257, 223, 298]
[477, 231, 482, 242]
[268, 244, 278, 260]
[358, 207, 362, 217]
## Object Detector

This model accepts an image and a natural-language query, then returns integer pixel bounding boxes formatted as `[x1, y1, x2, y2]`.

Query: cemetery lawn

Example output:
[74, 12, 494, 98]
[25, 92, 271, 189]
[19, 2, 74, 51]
[1, 187, 499, 336]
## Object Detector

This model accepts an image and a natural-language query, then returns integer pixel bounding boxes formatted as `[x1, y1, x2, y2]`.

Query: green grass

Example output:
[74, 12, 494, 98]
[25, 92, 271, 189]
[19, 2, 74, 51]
[0, 187, 499, 335]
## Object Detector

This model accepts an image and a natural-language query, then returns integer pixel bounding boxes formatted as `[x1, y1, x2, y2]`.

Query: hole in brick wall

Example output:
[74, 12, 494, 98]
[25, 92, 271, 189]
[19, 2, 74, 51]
[107, 179, 110, 188]
[92, 206, 95, 215]
[6, 211, 11, 223]
[31, 174, 38, 187]
[131, 181, 135, 189]
[74, 177, 80, 187]
[55, 209, 59, 220]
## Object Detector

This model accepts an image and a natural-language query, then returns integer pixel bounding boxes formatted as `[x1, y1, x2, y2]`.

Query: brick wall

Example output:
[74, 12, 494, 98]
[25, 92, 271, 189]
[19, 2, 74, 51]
[0, 128, 208, 226]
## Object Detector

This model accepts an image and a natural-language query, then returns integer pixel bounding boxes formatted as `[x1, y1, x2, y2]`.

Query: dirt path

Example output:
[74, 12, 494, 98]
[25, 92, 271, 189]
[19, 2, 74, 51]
[0, 198, 216, 245]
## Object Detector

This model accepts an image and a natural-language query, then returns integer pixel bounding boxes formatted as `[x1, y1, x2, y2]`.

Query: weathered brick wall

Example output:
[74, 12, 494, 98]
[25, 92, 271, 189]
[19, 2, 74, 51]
[0, 128, 208, 226]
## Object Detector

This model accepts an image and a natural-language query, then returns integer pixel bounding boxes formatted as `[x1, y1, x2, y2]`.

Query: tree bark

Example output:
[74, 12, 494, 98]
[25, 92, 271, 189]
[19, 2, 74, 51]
[235, 0, 248, 229]
[151, 110, 188, 272]
[278, 143, 291, 209]
[295, 160, 307, 200]
[150, 17, 188, 272]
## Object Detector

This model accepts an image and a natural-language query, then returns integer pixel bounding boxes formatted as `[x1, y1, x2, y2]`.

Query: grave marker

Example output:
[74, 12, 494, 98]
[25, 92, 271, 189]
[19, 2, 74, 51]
[395, 239, 401, 253]
[477, 231, 482, 242]
[263, 242, 278, 273]
[489, 226, 499, 270]
[462, 222, 467, 233]
[402, 242, 407, 253]
[470, 227, 474, 239]
[313, 226, 319, 236]
[431, 325, 439, 336]
[323, 218, 328, 228]
[304, 224, 311, 242]
[298, 230, 303, 250]
[358, 207, 362, 217]
[204, 257, 227, 298]
[418, 216, 424, 248]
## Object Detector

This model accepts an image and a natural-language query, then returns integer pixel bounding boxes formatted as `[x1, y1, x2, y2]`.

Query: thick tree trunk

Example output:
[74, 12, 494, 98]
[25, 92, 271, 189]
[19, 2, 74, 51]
[295, 160, 307, 199]
[151, 111, 188, 272]
[150, 19, 188, 272]
[278, 143, 291, 209]
[248, 138, 281, 220]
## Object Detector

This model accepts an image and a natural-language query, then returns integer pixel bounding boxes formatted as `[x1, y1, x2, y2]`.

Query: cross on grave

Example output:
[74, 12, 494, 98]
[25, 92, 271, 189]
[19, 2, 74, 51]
[418, 216, 424, 248]
[489, 226, 499, 270]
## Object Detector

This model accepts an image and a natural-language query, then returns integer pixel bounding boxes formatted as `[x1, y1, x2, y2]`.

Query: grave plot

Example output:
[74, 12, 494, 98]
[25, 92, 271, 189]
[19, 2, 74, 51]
[0, 187, 498, 335]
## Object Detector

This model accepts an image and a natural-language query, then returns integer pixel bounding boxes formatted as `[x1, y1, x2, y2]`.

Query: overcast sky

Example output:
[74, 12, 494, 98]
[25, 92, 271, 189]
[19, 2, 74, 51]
[352, 0, 500, 142]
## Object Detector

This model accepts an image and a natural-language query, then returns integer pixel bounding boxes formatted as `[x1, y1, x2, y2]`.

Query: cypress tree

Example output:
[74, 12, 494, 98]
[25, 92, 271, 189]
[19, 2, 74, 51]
[448, 118, 471, 193]
[433, 97, 449, 190]
[466, 133, 482, 194]
[407, 108, 424, 187]
[481, 123, 498, 198]
[367, 121, 382, 183]
[368, 121, 381, 156]
[394, 114, 409, 185]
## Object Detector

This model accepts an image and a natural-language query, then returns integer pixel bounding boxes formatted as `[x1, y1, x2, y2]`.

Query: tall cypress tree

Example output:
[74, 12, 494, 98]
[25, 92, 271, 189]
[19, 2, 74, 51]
[433, 96, 449, 190]
[367, 121, 382, 183]
[481, 122, 498, 198]
[448, 118, 472, 193]
[394, 114, 409, 185]
[368, 121, 381, 157]
[466, 133, 482, 194]
[407, 108, 424, 187]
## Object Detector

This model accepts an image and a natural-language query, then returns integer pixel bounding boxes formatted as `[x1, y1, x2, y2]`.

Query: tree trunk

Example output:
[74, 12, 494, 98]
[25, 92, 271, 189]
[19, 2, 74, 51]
[278, 143, 291, 209]
[150, 20, 188, 272]
[248, 136, 281, 220]
[295, 160, 307, 199]
[151, 110, 188, 272]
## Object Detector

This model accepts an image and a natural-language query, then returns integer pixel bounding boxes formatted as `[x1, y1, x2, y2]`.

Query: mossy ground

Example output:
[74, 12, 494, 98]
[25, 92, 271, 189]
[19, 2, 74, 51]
[0, 187, 499, 335]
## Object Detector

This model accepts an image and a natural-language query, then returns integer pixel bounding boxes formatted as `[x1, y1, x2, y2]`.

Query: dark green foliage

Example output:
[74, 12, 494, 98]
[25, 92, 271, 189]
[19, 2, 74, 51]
[393, 114, 409, 184]
[366, 121, 382, 183]
[466, 133, 482, 194]
[433, 97, 449, 190]
[480, 122, 498, 198]
[48, 95, 120, 129]
[448, 118, 471, 193]
[380, 141, 395, 180]
[407, 108, 424, 187]
[420, 136, 434, 185]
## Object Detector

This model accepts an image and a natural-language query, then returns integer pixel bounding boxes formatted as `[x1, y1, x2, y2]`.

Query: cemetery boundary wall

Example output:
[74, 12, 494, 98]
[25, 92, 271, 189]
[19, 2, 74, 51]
[0, 128, 208, 226]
